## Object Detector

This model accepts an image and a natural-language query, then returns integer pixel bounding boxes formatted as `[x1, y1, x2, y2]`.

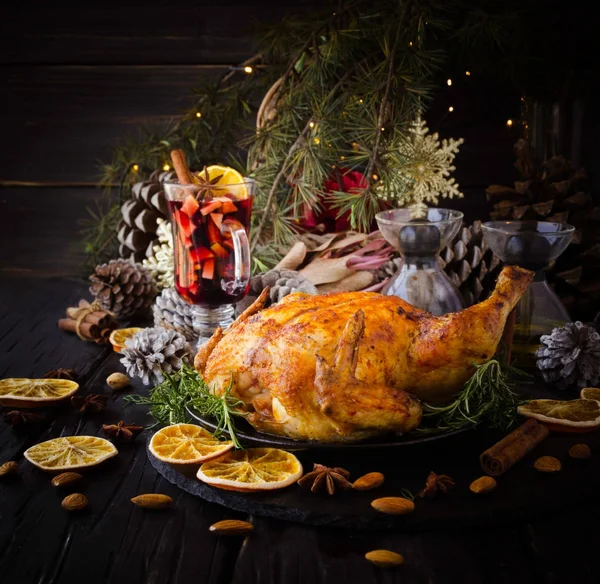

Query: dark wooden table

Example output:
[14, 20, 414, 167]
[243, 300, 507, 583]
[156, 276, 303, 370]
[1, 268, 600, 583]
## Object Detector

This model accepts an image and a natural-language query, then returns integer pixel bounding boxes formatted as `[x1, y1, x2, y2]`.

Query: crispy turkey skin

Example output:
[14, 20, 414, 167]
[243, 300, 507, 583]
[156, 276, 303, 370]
[195, 266, 533, 442]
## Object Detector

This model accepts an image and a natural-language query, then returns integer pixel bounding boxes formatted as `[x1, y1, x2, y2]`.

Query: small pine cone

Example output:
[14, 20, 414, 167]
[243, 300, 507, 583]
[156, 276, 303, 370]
[236, 269, 317, 314]
[89, 259, 157, 319]
[120, 327, 191, 385]
[153, 288, 201, 342]
[536, 321, 600, 390]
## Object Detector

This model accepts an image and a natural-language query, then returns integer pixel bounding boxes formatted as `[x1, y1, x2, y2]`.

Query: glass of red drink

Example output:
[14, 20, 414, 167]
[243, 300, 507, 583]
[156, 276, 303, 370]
[164, 177, 255, 342]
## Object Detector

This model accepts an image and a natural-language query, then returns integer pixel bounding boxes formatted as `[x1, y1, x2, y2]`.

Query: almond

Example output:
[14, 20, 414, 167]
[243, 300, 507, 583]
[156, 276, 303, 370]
[209, 519, 254, 535]
[106, 372, 130, 391]
[365, 549, 404, 568]
[469, 476, 497, 495]
[370, 497, 414, 515]
[131, 494, 173, 508]
[569, 443, 591, 460]
[534, 456, 561, 473]
[0, 461, 18, 477]
[353, 472, 385, 491]
[51, 472, 83, 488]
[61, 493, 88, 511]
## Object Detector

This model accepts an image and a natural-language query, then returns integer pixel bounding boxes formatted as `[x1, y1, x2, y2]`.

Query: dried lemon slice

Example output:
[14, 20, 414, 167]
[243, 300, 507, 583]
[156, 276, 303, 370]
[109, 327, 144, 353]
[197, 447, 303, 491]
[149, 423, 233, 465]
[24, 436, 118, 471]
[0, 378, 79, 408]
[580, 387, 600, 402]
[517, 398, 600, 432]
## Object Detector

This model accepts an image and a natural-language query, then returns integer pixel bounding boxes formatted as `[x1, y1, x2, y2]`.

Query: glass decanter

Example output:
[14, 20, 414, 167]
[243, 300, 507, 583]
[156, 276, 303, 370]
[375, 208, 465, 315]
[481, 221, 575, 367]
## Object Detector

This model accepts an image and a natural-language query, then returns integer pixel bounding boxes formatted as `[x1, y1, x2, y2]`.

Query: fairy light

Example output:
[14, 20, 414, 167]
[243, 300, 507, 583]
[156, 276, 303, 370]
[448, 106, 454, 112]
[506, 119, 513, 127]
[465, 71, 471, 76]
[447, 79, 452, 86]
[358, 99, 363, 104]
[163, 164, 170, 171]
[309, 121, 315, 128]
[409, 41, 413, 47]
[340, 155, 345, 160]
[372, 174, 378, 180]
[313, 137, 320, 145]
[132, 164, 139, 172]
[196, 112, 202, 118]
[243, 65, 253, 74]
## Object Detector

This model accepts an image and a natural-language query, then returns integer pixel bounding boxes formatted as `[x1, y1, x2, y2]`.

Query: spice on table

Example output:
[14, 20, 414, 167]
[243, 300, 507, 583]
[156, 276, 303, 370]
[71, 394, 107, 414]
[297, 463, 352, 495]
[58, 299, 119, 344]
[0, 461, 18, 477]
[61, 493, 88, 511]
[418, 471, 455, 499]
[353, 472, 385, 491]
[209, 520, 254, 535]
[102, 421, 143, 442]
[51, 472, 83, 488]
[469, 476, 497, 495]
[4, 410, 45, 428]
[534, 456, 561, 473]
[480, 418, 549, 476]
[43, 368, 79, 381]
[370, 497, 415, 515]
[569, 443, 591, 460]
[131, 494, 173, 508]
[106, 372, 130, 391]
[365, 550, 404, 568]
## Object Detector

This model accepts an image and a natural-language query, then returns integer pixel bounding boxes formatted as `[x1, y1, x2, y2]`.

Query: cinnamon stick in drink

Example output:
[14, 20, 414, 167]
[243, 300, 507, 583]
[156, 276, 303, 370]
[170, 149, 195, 185]
[480, 419, 549, 476]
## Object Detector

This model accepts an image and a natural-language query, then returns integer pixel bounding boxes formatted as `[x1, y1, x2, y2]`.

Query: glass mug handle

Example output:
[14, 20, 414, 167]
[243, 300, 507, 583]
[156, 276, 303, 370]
[221, 219, 251, 293]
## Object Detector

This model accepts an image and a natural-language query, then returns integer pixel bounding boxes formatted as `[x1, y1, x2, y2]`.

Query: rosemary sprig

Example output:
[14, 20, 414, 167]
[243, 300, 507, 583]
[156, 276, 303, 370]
[124, 365, 246, 449]
[417, 359, 531, 434]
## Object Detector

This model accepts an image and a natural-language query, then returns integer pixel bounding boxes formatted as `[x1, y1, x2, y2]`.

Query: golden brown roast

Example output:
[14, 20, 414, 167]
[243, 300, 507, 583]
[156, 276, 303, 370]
[195, 266, 533, 443]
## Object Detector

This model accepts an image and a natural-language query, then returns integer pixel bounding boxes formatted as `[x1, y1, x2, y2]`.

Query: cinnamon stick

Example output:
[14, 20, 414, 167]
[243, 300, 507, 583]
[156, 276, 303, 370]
[480, 419, 549, 476]
[170, 149, 195, 185]
[58, 318, 98, 339]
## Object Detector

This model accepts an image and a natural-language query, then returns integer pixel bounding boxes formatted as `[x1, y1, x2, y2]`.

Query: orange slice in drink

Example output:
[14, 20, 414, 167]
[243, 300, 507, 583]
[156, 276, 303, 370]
[149, 423, 234, 465]
[196, 165, 248, 200]
[517, 398, 600, 432]
[24, 436, 118, 471]
[109, 327, 144, 353]
[0, 378, 79, 408]
[196, 447, 303, 492]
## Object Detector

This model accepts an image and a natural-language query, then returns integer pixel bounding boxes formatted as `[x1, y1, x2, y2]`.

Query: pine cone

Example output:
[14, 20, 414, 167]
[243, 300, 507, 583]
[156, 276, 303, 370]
[117, 170, 174, 263]
[153, 288, 201, 342]
[536, 321, 600, 390]
[143, 218, 174, 290]
[89, 259, 157, 319]
[236, 269, 318, 314]
[120, 327, 191, 385]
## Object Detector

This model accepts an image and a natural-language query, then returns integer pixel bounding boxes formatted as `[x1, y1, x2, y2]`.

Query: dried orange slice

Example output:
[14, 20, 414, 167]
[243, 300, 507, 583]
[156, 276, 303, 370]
[24, 436, 118, 471]
[580, 387, 600, 402]
[196, 165, 248, 200]
[109, 327, 143, 353]
[197, 447, 303, 492]
[0, 378, 79, 408]
[517, 399, 600, 432]
[149, 423, 233, 465]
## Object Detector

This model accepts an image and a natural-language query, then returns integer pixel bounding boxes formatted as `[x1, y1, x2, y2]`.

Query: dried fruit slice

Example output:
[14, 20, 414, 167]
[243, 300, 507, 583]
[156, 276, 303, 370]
[0, 378, 79, 408]
[517, 399, 600, 432]
[580, 387, 600, 402]
[109, 327, 144, 353]
[197, 447, 303, 492]
[24, 436, 118, 471]
[149, 423, 233, 465]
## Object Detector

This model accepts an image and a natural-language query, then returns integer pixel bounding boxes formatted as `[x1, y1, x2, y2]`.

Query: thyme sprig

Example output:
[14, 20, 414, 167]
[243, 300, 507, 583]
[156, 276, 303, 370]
[418, 359, 531, 434]
[124, 365, 246, 449]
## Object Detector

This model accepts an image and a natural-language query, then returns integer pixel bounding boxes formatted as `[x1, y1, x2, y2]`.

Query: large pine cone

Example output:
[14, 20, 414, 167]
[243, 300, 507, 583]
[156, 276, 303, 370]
[117, 170, 174, 263]
[153, 287, 201, 342]
[89, 259, 157, 319]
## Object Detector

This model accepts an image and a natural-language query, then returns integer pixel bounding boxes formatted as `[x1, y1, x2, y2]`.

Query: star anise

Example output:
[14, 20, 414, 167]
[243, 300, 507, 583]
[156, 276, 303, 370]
[418, 471, 455, 499]
[71, 394, 107, 414]
[297, 463, 352, 495]
[4, 410, 45, 428]
[102, 421, 143, 442]
[194, 165, 225, 200]
[43, 368, 79, 381]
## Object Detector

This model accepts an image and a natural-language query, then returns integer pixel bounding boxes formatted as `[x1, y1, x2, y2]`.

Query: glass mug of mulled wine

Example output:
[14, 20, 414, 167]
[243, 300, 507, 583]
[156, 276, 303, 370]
[164, 178, 255, 344]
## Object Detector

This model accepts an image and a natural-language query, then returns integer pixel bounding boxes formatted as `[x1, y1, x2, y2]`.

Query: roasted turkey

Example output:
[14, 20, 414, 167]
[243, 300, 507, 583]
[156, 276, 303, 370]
[195, 266, 533, 442]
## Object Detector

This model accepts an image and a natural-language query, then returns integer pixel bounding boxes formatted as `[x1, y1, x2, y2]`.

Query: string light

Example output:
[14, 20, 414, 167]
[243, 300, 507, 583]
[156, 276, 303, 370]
[313, 137, 320, 145]
[409, 41, 413, 47]
[447, 79, 452, 86]
[372, 174, 378, 180]
[196, 112, 202, 118]
[340, 155, 345, 160]
[506, 119, 513, 127]
[243, 66, 253, 74]
[163, 164, 170, 171]
[381, 127, 385, 131]
[309, 121, 315, 128]
[358, 99, 363, 104]
[465, 71, 471, 76]
[448, 106, 454, 112]
[132, 164, 139, 172]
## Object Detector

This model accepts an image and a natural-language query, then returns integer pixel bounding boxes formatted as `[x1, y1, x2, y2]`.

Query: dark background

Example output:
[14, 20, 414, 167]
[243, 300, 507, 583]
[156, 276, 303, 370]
[0, 0, 597, 279]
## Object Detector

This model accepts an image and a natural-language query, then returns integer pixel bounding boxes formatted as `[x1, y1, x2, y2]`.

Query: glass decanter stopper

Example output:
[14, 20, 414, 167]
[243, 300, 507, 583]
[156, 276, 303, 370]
[376, 208, 465, 315]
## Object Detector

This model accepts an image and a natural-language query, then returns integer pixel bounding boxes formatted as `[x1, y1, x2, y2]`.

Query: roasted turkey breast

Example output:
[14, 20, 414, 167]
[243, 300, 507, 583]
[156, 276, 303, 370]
[195, 266, 532, 442]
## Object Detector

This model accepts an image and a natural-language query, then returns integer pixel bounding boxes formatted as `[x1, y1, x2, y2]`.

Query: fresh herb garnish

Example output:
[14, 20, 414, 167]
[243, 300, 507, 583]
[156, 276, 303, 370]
[417, 359, 530, 434]
[124, 365, 246, 448]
